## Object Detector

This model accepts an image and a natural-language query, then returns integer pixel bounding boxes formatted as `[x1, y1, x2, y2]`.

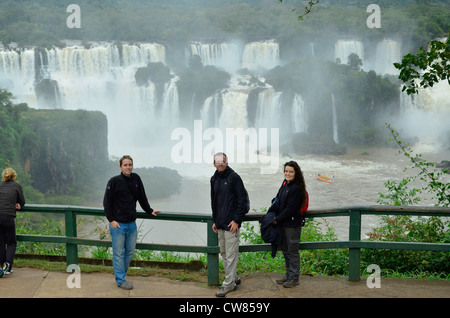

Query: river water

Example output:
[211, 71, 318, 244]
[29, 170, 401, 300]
[106, 143, 449, 246]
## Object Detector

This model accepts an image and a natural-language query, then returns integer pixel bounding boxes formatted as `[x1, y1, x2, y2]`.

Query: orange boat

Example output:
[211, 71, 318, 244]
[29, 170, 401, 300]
[316, 174, 333, 183]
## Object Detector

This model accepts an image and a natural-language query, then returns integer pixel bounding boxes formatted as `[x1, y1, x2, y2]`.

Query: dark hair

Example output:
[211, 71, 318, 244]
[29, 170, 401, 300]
[284, 160, 307, 209]
[120, 155, 133, 167]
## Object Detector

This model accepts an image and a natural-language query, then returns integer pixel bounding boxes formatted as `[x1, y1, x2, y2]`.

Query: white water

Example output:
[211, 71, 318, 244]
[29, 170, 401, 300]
[131, 146, 450, 246]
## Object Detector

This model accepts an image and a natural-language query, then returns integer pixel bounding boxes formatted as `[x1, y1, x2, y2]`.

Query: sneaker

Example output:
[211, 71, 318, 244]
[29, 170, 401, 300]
[215, 284, 237, 297]
[118, 281, 133, 290]
[276, 277, 287, 285]
[283, 279, 299, 288]
[3, 263, 12, 275]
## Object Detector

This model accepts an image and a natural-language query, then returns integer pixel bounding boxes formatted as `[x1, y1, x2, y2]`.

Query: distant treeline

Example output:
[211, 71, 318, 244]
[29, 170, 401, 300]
[0, 0, 448, 51]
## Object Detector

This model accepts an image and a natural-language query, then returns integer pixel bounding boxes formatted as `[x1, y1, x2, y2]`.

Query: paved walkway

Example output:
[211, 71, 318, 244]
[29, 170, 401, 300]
[1, 267, 449, 299]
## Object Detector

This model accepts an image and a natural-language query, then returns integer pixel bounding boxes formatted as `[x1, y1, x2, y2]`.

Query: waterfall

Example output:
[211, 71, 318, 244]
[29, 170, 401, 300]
[201, 92, 221, 128]
[0, 48, 36, 104]
[397, 80, 450, 148]
[335, 40, 364, 64]
[242, 40, 280, 71]
[161, 76, 180, 126]
[254, 90, 282, 130]
[374, 39, 401, 75]
[292, 94, 307, 133]
[188, 40, 279, 73]
[1, 43, 173, 153]
[188, 41, 241, 72]
[332, 94, 339, 144]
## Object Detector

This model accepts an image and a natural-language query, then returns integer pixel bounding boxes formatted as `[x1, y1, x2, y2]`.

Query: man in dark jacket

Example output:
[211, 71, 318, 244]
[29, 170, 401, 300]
[103, 155, 160, 290]
[210, 152, 249, 297]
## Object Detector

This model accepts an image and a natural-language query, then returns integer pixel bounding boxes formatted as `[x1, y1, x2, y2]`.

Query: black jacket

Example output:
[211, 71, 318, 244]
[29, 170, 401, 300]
[0, 181, 26, 218]
[259, 211, 282, 258]
[268, 180, 303, 228]
[103, 172, 154, 223]
[210, 166, 249, 231]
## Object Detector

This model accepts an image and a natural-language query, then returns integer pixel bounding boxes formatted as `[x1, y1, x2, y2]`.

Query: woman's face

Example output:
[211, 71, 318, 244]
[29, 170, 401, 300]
[284, 165, 295, 183]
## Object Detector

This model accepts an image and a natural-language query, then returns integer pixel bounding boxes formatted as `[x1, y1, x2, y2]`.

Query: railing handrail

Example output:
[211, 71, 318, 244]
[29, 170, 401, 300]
[16, 204, 450, 285]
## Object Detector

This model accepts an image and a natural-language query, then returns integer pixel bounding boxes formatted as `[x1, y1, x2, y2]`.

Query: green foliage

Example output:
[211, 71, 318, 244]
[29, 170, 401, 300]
[372, 124, 450, 277]
[383, 123, 450, 207]
[16, 212, 66, 256]
[0, 0, 448, 55]
[395, 37, 450, 95]
[238, 219, 348, 276]
[377, 178, 422, 206]
[362, 215, 450, 275]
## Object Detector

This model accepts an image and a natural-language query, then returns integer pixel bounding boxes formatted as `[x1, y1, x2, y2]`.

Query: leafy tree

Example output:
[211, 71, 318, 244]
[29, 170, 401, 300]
[394, 37, 449, 95]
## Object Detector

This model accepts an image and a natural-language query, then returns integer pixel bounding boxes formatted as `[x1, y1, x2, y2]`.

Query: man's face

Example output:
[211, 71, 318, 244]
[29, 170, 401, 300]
[120, 158, 133, 177]
[213, 155, 228, 172]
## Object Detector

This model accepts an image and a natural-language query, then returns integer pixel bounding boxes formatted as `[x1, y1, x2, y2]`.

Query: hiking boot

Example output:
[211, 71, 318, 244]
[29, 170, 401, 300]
[118, 281, 133, 290]
[283, 279, 299, 288]
[215, 284, 237, 297]
[276, 277, 287, 284]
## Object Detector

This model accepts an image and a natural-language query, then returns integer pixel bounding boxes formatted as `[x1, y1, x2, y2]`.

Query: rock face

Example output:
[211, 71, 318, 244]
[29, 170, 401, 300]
[20, 109, 109, 194]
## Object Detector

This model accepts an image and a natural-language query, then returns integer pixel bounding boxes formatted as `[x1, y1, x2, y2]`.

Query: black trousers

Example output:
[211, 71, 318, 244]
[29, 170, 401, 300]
[280, 226, 301, 281]
[0, 214, 17, 267]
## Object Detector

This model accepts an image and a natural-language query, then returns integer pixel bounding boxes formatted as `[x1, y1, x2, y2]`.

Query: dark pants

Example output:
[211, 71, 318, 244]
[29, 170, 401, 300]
[0, 215, 17, 268]
[280, 226, 301, 281]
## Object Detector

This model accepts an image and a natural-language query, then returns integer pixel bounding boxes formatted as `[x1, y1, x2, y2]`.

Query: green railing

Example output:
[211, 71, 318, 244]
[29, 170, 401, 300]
[17, 204, 450, 286]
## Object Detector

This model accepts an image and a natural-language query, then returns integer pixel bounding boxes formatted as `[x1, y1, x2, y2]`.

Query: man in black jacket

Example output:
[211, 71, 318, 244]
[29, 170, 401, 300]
[210, 152, 249, 297]
[103, 155, 160, 289]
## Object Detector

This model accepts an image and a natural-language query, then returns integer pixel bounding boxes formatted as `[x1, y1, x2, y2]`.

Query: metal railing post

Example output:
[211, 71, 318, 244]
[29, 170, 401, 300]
[65, 208, 78, 266]
[206, 219, 219, 286]
[348, 210, 361, 281]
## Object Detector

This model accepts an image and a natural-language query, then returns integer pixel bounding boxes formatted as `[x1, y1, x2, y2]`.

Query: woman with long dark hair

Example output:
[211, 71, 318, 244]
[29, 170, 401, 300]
[270, 160, 307, 287]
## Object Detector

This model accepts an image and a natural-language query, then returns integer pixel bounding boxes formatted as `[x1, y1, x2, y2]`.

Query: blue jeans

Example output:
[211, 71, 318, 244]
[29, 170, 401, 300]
[109, 221, 137, 286]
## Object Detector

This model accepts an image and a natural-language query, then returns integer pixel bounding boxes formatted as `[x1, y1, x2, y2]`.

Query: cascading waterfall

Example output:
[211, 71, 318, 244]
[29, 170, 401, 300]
[331, 94, 339, 144]
[0, 48, 36, 104]
[397, 80, 450, 147]
[374, 39, 401, 75]
[242, 40, 280, 71]
[187, 39, 279, 72]
[254, 90, 282, 130]
[292, 94, 307, 134]
[188, 41, 241, 72]
[2, 38, 447, 158]
[334, 38, 401, 75]
[334, 40, 364, 64]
